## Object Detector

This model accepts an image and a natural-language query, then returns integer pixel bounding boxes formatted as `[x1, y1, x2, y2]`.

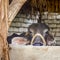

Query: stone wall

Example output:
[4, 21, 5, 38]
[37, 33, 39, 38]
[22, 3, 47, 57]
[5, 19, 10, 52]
[8, 14, 37, 35]
[10, 46, 60, 60]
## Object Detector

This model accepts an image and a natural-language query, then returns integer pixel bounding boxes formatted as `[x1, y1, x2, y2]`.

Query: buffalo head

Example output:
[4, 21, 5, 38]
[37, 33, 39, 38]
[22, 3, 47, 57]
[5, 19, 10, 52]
[28, 23, 56, 46]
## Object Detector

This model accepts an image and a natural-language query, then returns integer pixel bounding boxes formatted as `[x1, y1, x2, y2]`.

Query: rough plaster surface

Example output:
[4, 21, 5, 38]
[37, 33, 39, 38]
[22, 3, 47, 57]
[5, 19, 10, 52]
[9, 45, 60, 60]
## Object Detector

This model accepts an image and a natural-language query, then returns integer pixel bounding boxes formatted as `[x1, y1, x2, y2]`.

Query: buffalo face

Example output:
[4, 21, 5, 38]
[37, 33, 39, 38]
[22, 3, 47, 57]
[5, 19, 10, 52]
[28, 23, 56, 46]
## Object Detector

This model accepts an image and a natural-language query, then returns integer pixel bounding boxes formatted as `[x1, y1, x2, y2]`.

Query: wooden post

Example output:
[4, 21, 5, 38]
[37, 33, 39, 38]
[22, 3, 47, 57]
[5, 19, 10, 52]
[0, 0, 27, 60]
[0, 0, 9, 60]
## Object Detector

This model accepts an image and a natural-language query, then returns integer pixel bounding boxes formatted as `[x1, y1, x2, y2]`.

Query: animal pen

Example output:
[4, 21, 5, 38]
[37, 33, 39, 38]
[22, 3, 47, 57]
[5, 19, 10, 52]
[0, 0, 60, 60]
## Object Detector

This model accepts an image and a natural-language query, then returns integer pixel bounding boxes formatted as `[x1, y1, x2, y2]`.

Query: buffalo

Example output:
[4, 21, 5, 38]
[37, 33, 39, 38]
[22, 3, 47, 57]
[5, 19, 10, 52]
[28, 23, 56, 46]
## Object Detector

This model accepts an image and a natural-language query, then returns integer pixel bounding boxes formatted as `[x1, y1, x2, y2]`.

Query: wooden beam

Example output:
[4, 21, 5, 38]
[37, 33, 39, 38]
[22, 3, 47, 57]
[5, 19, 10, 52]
[58, 0, 59, 12]
[51, 0, 54, 12]
[54, 0, 58, 12]
[8, 0, 27, 28]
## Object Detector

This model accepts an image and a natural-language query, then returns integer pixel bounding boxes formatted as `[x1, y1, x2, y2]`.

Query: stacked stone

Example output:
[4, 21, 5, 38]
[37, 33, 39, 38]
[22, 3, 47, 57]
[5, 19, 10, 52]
[41, 12, 60, 45]
[8, 14, 37, 35]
